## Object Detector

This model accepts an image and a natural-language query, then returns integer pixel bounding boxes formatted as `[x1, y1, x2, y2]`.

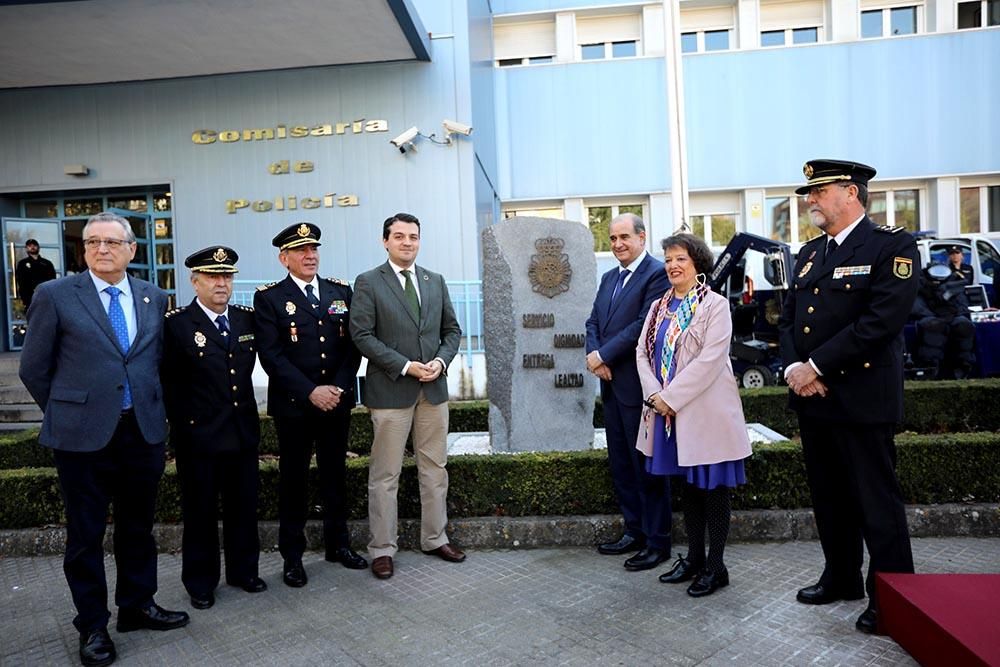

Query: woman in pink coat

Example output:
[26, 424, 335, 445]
[635, 233, 752, 597]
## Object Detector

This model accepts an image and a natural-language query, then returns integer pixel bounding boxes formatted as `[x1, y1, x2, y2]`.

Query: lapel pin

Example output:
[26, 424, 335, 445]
[143, 296, 150, 303]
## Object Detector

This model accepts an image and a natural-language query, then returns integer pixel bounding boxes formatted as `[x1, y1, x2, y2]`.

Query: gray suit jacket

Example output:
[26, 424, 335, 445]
[19, 271, 169, 451]
[350, 262, 462, 408]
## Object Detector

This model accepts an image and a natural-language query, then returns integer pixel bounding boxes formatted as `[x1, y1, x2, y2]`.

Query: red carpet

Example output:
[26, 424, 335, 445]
[877, 573, 1000, 666]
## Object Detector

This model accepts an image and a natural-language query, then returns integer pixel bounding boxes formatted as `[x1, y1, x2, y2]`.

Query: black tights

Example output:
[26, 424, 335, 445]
[683, 484, 732, 572]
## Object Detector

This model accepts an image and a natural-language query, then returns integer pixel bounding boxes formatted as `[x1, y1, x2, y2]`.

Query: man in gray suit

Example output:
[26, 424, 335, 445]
[20, 212, 189, 667]
[350, 212, 463, 580]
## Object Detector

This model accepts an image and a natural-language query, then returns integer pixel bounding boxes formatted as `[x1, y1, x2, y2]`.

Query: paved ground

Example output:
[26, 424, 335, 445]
[2, 537, 998, 666]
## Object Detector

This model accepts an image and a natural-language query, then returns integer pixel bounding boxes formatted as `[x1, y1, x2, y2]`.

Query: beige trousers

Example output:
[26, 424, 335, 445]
[367, 391, 449, 557]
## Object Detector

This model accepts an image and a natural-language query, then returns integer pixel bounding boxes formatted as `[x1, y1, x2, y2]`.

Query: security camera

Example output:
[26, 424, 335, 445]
[390, 126, 420, 153]
[442, 119, 473, 137]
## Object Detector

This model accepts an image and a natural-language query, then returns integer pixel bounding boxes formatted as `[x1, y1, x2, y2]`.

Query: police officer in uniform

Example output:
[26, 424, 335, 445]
[946, 245, 974, 286]
[162, 246, 266, 610]
[254, 223, 366, 588]
[778, 159, 919, 635]
[911, 259, 976, 378]
[16, 238, 57, 309]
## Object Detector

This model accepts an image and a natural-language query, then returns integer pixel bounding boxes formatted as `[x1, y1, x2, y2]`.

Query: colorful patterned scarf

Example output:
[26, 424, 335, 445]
[642, 282, 710, 440]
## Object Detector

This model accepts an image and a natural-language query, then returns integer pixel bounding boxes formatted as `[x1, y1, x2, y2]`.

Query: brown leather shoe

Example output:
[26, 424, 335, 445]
[372, 556, 394, 579]
[422, 543, 466, 563]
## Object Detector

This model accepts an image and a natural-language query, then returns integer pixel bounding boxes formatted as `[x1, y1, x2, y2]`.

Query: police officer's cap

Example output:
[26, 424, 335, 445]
[947, 245, 964, 255]
[272, 223, 322, 251]
[185, 246, 239, 274]
[795, 159, 877, 195]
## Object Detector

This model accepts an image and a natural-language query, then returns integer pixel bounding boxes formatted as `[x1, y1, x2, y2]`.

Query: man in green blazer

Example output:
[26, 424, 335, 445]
[350, 213, 463, 580]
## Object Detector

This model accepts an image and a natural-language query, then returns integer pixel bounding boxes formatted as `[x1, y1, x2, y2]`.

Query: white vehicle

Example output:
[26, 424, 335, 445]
[916, 234, 999, 306]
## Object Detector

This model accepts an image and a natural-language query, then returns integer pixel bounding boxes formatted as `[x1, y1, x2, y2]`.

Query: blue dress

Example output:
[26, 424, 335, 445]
[645, 298, 746, 489]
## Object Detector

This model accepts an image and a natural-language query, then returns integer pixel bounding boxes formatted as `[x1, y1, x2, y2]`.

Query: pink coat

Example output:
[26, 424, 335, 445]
[635, 289, 752, 466]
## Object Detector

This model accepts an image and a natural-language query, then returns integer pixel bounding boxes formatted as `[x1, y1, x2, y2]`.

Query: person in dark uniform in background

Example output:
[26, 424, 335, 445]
[253, 223, 366, 588]
[778, 159, 919, 635]
[947, 245, 974, 286]
[15, 238, 57, 309]
[585, 213, 672, 570]
[910, 260, 976, 379]
[162, 246, 267, 611]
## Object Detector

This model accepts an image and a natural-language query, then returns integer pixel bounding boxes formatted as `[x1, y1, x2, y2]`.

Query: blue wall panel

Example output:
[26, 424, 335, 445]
[497, 58, 670, 200]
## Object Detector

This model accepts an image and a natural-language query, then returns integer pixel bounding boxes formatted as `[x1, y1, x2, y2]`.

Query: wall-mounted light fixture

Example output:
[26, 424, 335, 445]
[64, 164, 89, 176]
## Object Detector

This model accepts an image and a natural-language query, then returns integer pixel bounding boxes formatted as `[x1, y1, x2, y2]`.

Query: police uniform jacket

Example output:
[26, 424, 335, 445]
[162, 299, 260, 453]
[253, 275, 361, 417]
[778, 217, 919, 424]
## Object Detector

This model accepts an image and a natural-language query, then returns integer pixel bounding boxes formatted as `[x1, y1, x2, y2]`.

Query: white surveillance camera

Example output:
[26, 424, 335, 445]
[442, 119, 473, 137]
[390, 126, 420, 153]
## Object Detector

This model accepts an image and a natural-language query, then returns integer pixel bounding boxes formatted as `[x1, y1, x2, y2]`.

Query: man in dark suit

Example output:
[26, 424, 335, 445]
[19, 211, 189, 667]
[779, 159, 920, 635]
[350, 212, 463, 580]
[162, 246, 266, 610]
[585, 212, 671, 571]
[15, 238, 57, 309]
[253, 222, 366, 588]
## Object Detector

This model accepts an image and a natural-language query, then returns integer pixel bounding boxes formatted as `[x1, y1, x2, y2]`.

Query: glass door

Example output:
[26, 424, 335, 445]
[2, 217, 65, 349]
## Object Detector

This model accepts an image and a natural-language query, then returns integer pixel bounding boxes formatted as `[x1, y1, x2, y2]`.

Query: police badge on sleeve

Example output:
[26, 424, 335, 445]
[893, 257, 913, 279]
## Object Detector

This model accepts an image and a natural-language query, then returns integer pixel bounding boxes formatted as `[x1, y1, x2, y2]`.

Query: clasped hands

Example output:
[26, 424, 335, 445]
[308, 385, 343, 411]
[785, 362, 828, 398]
[645, 394, 675, 418]
[586, 351, 612, 381]
[407, 359, 444, 383]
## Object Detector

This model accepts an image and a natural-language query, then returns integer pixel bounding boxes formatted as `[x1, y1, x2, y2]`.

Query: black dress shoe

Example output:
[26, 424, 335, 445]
[597, 534, 645, 555]
[796, 582, 866, 605]
[236, 576, 268, 593]
[283, 560, 308, 588]
[79, 627, 116, 667]
[624, 547, 669, 571]
[116, 603, 190, 632]
[856, 606, 879, 634]
[658, 554, 703, 584]
[326, 547, 369, 570]
[687, 567, 729, 597]
[189, 591, 215, 610]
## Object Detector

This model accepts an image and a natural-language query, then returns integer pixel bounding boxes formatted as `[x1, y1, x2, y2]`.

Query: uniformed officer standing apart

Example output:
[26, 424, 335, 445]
[162, 247, 267, 610]
[15, 238, 57, 309]
[779, 159, 920, 635]
[254, 223, 366, 588]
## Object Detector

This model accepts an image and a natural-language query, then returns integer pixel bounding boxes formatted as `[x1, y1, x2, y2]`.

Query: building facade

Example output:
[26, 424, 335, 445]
[0, 0, 997, 353]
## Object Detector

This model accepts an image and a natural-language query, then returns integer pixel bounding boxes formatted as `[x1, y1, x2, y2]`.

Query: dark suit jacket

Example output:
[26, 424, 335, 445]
[253, 275, 361, 417]
[585, 254, 669, 408]
[350, 262, 462, 409]
[19, 271, 169, 451]
[162, 299, 260, 454]
[778, 217, 920, 423]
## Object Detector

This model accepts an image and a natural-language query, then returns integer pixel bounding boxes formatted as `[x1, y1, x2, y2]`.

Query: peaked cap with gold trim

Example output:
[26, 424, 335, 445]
[272, 222, 322, 251]
[185, 245, 239, 274]
[795, 159, 876, 195]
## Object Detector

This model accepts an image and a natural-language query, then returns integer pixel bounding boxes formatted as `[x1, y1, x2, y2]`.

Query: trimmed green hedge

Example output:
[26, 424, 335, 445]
[2, 432, 997, 529]
[3, 379, 998, 468]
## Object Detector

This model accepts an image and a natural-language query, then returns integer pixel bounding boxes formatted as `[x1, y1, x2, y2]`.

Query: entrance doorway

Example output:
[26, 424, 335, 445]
[1, 186, 176, 350]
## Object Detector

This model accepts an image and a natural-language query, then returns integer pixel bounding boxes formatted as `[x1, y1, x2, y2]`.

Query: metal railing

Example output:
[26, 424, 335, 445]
[232, 279, 484, 364]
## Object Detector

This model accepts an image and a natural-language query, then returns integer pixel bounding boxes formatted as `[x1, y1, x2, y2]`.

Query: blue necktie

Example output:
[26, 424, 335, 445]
[216, 314, 231, 348]
[304, 284, 320, 308]
[104, 286, 132, 409]
[610, 269, 630, 307]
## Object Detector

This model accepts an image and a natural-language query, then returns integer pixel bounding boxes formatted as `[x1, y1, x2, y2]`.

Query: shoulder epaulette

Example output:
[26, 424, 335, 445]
[256, 281, 278, 291]
[231, 303, 254, 313]
[324, 277, 350, 286]
[164, 306, 187, 319]
[874, 224, 905, 234]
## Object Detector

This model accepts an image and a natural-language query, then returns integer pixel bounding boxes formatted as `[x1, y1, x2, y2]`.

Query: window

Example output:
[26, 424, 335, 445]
[760, 27, 819, 47]
[690, 213, 739, 247]
[761, 30, 785, 47]
[576, 13, 642, 61]
[679, 5, 734, 53]
[861, 4, 921, 38]
[493, 19, 556, 67]
[765, 195, 821, 244]
[977, 241, 999, 280]
[587, 203, 644, 252]
[867, 188, 921, 230]
[793, 27, 818, 43]
[503, 207, 564, 220]
[958, 0, 1000, 28]
[960, 185, 1000, 233]
[759, 0, 823, 47]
